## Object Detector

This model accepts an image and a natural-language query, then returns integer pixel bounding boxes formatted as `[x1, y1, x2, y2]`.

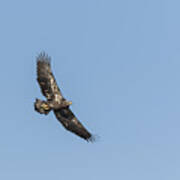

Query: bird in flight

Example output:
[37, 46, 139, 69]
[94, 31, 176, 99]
[34, 52, 95, 142]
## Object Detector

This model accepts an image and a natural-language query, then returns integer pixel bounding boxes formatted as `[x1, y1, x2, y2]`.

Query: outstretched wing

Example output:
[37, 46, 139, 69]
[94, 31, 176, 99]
[36, 52, 63, 103]
[54, 108, 95, 142]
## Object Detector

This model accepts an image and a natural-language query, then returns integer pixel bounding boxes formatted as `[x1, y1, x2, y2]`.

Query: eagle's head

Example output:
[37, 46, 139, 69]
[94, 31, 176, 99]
[34, 99, 51, 115]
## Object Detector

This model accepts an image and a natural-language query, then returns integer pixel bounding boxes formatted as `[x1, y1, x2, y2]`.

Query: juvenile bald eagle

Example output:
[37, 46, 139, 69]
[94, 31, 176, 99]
[34, 52, 94, 142]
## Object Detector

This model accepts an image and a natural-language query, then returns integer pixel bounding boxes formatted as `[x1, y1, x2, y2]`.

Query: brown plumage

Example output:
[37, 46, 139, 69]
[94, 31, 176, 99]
[34, 52, 94, 142]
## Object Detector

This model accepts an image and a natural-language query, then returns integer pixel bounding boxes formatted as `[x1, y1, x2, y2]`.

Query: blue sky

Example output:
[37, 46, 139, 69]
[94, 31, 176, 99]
[0, 0, 180, 179]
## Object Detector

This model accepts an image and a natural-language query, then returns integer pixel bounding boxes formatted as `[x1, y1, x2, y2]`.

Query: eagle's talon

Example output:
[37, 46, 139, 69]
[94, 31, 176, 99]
[61, 100, 72, 108]
[67, 101, 72, 106]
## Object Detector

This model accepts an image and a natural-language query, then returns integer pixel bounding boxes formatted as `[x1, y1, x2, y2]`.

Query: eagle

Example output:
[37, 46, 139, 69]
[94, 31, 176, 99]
[34, 52, 95, 142]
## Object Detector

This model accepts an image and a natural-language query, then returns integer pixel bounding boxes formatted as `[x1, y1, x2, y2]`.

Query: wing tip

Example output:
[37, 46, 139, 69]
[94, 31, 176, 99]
[86, 134, 99, 143]
[36, 51, 51, 64]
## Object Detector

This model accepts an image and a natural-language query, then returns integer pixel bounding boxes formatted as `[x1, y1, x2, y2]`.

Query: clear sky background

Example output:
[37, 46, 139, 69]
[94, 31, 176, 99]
[0, 0, 180, 179]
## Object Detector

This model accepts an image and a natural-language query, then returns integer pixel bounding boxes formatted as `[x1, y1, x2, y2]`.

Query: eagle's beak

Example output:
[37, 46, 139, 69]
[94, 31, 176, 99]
[41, 103, 50, 110]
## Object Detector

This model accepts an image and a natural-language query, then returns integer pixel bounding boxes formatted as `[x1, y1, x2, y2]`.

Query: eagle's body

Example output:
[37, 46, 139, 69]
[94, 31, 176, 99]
[34, 52, 94, 142]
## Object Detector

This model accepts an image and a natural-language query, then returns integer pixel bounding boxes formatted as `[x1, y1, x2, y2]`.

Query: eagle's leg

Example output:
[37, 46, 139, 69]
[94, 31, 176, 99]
[34, 98, 52, 115]
[62, 100, 72, 107]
